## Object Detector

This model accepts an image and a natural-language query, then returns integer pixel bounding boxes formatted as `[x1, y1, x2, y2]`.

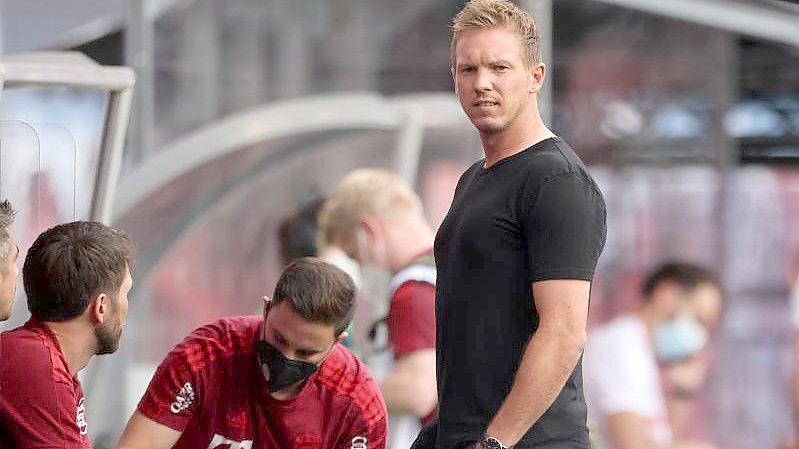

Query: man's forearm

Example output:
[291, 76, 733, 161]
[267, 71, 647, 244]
[381, 370, 424, 415]
[380, 368, 437, 417]
[485, 327, 585, 446]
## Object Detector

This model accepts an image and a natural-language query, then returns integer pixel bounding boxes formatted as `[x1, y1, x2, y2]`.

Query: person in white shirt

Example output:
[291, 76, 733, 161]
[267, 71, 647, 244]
[583, 262, 722, 449]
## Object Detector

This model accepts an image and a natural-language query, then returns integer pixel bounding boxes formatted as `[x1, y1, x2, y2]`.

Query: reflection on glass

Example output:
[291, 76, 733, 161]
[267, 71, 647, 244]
[0, 87, 107, 218]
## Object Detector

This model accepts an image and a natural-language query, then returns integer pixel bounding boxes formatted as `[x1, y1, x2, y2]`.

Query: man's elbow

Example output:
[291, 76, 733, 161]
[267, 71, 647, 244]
[407, 385, 438, 417]
[541, 324, 586, 356]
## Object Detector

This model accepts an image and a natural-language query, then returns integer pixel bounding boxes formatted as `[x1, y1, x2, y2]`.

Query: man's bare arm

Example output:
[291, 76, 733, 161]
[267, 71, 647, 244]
[115, 412, 182, 449]
[483, 279, 590, 446]
[379, 348, 437, 417]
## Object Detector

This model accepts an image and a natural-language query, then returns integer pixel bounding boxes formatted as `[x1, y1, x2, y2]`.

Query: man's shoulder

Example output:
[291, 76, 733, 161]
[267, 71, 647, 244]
[317, 344, 380, 396]
[315, 345, 386, 426]
[184, 316, 260, 344]
[520, 137, 592, 182]
[585, 315, 649, 363]
[1, 324, 71, 385]
[167, 316, 261, 369]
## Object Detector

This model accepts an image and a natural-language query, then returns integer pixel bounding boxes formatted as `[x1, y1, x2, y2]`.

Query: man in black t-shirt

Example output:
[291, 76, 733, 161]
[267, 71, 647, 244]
[419, 1, 607, 448]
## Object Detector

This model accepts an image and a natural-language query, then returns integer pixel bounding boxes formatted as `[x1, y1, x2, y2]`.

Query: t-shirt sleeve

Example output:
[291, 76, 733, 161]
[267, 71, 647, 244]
[0, 347, 90, 448]
[136, 341, 202, 432]
[386, 281, 436, 359]
[525, 173, 607, 282]
[583, 329, 658, 416]
[337, 379, 388, 449]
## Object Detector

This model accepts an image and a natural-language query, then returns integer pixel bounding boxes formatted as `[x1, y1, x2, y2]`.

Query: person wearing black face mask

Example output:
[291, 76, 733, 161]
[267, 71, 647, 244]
[116, 258, 388, 449]
[255, 339, 325, 393]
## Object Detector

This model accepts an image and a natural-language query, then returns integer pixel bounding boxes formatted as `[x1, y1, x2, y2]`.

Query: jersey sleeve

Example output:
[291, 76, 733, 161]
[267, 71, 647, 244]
[336, 378, 388, 449]
[524, 173, 607, 282]
[386, 281, 436, 359]
[0, 348, 89, 448]
[136, 338, 204, 432]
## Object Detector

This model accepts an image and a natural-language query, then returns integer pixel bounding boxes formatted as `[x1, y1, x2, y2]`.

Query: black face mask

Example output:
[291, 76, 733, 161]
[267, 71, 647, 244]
[255, 340, 319, 393]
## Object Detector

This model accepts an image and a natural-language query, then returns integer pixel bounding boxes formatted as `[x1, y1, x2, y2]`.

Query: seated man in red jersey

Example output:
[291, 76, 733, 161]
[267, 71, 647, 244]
[0, 221, 135, 447]
[116, 257, 388, 449]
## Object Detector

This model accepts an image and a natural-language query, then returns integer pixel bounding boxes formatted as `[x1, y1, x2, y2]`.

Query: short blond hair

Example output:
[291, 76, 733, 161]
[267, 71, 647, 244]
[451, 0, 541, 67]
[318, 169, 421, 255]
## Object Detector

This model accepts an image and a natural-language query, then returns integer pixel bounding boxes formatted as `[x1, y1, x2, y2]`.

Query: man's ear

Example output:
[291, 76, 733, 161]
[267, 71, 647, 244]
[335, 331, 349, 345]
[263, 296, 272, 316]
[529, 62, 546, 94]
[90, 293, 108, 325]
[360, 215, 386, 247]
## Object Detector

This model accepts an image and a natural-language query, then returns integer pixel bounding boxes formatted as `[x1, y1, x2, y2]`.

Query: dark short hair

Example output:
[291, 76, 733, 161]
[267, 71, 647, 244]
[0, 200, 16, 260]
[643, 261, 720, 299]
[24, 221, 135, 321]
[272, 257, 355, 336]
[278, 198, 325, 266]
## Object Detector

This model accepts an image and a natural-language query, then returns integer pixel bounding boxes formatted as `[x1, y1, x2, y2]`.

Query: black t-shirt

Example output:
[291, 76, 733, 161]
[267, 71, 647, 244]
[434, 137, 607, 449]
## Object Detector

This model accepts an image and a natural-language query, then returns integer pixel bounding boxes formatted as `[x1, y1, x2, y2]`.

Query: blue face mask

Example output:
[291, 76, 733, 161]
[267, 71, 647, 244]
[654, 315, 707, 363]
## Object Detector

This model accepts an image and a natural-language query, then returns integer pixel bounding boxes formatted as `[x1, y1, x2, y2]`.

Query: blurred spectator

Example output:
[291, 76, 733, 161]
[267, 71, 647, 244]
[319, 169, 437, 449]
[278, 198, 326, 265]
[786, 252, 799, 449]
[0, 200, 18, 321]
[583, 262, 722, 449]
[278, 197, 362, 353]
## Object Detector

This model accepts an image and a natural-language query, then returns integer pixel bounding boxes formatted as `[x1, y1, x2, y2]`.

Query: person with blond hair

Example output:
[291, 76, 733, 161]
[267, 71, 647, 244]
[319, 168, 438, 449]
[424, 1, 607, 448]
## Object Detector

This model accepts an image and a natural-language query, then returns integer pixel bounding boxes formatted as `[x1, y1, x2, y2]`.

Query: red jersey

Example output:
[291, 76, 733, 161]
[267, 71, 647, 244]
[137, 316, 387, 449]
[0, 319, 91, 448]
[386, 281, 436, 359]
[385, 255, 437, 428]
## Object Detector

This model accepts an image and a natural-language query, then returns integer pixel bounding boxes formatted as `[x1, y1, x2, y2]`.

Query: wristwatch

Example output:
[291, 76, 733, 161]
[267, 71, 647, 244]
[479, 435, 509, 449]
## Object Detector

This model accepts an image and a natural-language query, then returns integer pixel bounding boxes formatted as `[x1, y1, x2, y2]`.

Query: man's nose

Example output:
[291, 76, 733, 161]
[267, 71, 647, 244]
[473, 67, 493, 92]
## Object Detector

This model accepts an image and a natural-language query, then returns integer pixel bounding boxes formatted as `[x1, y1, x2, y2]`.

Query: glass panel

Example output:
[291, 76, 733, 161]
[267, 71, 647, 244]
[0, 87, 108, 218]
[0, 120, 78, 327]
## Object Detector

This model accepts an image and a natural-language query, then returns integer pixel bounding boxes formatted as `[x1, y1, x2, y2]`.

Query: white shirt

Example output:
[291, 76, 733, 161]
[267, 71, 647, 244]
[790, 284, 799, 328]
[583, 314, 672, 449]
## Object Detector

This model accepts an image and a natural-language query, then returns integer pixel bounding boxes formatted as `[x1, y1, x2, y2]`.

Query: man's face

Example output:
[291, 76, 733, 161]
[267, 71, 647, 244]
[95, 267, 133, 355]
[0, 232, 20, 321]
[686, 283, 723, 331]
[658, 282, 722, 331]
[452, 27, 540, 136]
[262, 301, 338, 365]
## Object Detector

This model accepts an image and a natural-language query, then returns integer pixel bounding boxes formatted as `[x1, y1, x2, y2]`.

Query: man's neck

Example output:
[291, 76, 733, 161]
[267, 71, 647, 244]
[44, 321, 95, 377]
[270, 380, 305, 401]
[388, 219, 434, 275]
[481, 111, 555, 168]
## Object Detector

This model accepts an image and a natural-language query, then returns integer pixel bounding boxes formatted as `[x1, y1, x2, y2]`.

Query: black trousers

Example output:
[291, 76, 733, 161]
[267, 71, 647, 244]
[410, 421, 475, 449]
